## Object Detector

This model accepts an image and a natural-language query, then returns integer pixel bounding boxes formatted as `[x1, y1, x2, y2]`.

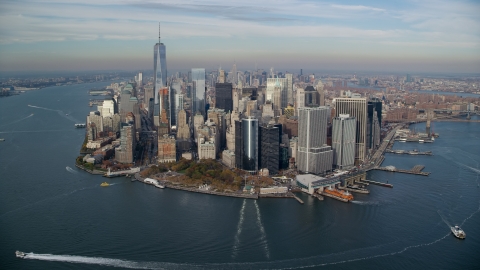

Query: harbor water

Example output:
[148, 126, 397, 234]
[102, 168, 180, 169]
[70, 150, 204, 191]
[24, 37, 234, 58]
[1, 82, 479, 269]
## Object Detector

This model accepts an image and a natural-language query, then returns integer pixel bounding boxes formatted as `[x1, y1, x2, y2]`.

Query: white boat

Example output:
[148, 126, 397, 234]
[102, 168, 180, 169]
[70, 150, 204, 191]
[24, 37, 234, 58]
[451, 225, 466, 239]
[155, 183, 165, 189]
[419, 139, 424, 143]
[15, 251, 26, 258]
[0, 138, 5, 142]
[399, 138, 407, 142]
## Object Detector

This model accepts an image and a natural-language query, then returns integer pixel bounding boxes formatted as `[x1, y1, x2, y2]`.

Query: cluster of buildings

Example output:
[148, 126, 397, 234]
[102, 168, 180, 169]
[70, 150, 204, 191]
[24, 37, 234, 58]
[80, 26, 390, 178]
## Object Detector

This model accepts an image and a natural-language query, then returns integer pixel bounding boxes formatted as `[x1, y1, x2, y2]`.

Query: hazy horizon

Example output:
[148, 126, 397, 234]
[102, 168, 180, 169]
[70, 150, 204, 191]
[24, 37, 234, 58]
[1, 0, 479, 74]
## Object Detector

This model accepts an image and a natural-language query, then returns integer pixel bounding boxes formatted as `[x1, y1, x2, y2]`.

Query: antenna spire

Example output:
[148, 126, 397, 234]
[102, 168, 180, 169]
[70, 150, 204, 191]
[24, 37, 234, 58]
[158, 22, 161, 44]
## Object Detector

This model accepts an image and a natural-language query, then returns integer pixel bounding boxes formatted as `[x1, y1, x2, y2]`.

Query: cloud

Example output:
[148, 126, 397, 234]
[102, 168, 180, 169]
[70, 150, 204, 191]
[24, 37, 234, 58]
[330, 4, 385, 12]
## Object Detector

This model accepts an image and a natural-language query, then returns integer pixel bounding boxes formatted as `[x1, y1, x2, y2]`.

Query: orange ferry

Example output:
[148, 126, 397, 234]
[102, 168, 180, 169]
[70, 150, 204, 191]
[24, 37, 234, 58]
[323, 187, 354, 201]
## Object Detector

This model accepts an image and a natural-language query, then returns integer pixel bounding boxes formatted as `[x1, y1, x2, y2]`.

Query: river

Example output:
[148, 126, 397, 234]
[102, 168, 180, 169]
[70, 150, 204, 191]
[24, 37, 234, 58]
[1, 82, 479, 269]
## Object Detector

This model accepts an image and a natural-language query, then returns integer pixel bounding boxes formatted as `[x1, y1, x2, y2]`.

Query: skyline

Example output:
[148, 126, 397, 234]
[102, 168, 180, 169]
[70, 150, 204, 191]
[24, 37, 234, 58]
[0, 0, 479, 74]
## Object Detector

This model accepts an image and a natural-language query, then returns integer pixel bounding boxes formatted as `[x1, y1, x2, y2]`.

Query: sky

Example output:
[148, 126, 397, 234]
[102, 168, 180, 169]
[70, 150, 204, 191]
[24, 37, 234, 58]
[0, 0, 479, 74]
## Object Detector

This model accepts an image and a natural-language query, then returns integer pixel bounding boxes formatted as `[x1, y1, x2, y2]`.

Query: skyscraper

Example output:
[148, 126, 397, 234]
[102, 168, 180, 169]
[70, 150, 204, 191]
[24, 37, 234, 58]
[332, 114, 356, 169]
[192, 68, 206, 117]
[297, 106, 333, 175]
[215, 83, 233, 113]
[334, 97, 367, 163]
[235, 118, 259, 172]
[154, 23, 167, 105]
[259, 124, 280, 175]
[367, 98, 382, 150]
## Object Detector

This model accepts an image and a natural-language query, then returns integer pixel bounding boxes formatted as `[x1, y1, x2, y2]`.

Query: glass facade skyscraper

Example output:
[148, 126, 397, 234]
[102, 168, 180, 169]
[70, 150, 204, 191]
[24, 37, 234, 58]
[191, 68, 206, 117]
[154, 42, 167, 105]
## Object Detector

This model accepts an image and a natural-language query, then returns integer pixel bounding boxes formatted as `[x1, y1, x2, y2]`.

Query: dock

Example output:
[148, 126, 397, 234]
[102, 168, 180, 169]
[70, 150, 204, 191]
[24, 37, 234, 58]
[292, 194, 304, 204]
[339, 186, 370, 194]
[373, 165, 430, 176]
[362, 179, 393, 188]
[312, 193, 324, 201]
[385, 149, 433, 156]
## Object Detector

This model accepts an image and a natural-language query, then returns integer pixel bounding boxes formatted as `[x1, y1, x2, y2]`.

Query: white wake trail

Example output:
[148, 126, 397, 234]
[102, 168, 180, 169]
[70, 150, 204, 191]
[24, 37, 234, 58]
[66, 166, 77, 174]
[0, 113, 34, 127]
[232, 199, 247, 258]
[254, 200, 270, 259]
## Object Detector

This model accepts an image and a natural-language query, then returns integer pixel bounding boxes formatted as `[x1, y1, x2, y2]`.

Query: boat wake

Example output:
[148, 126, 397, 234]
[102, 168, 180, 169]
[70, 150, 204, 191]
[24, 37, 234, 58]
[437, 210, 452, 228]
[232, 199, 246, 258]
[254, 200, 270, 259]
[27, 105, 79, 123]
[66, 166, 77, 174]
[0, 113, 34, 127]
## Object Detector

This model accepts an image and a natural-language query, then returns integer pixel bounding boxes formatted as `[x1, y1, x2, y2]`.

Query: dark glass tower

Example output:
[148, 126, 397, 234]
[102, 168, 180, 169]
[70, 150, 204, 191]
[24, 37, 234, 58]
[215, 83, 233, 112]
[259, 124, 280, 175]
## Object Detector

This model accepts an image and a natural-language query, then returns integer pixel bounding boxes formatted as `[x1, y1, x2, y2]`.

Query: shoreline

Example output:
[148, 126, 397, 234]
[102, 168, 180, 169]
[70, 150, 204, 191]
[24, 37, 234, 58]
[75, 163, 105, 175]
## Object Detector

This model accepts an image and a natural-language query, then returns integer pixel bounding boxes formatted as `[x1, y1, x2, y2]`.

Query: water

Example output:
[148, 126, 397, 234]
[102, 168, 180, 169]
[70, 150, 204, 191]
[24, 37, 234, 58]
[1, 83, 480, 269]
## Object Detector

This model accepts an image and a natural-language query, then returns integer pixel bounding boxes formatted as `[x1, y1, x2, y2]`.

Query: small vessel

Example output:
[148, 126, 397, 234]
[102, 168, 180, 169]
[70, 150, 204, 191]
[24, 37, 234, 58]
[419, 139, 424, 143]
[155, 183, 166, 189]
[0, 138, 5, 142]
[451, 225, 466, 239]
[75, 123, 86, 128]
[100, 182, 110, 187]
[15, 251, 25, 258]
[399, 138, 407, 142]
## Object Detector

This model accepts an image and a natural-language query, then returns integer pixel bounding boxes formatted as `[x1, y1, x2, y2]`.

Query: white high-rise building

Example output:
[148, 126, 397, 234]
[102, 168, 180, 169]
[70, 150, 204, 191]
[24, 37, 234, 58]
[332, 114, 356, 170]
[297, 106, 333, 175]
[333, 97, 367, 163]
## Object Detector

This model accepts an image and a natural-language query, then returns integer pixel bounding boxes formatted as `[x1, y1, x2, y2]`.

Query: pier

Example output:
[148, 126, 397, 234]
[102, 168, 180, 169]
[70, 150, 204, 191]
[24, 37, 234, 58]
[292, 194, 304, 204]
[373, 165, 430, 176]
[362, 179, 393, 188]
[339, 186, 370, 194]
[385, 149, 433, 156]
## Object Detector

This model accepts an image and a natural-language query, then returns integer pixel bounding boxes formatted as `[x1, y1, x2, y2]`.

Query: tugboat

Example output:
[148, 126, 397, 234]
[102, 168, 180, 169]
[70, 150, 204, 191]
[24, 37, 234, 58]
[15, 251, 26, 258]
[100, 182, 110, 187]
[451, 225, 466, 239]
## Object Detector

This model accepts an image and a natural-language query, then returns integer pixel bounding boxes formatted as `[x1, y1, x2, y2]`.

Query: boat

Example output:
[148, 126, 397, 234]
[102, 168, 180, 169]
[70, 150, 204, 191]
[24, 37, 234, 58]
[451, 225, 466, 239]
[15, 251, 26, 258]
[100, 182, 110, 187]
[74, 123, 86, 128]
[399, 138, 407, 142]
[0, 138, 5, 142]
[323, 187, 354, 201]
[419, 139, 424, 143]
[155, 183, 166, 189]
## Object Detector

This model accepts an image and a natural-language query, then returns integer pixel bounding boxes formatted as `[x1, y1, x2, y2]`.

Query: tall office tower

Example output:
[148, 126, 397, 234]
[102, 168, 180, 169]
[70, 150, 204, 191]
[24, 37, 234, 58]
[334, 97, 367, 163]
[192, 68, 206, 117]
[226, 111, 240, 151]
[332, 114, 356, 169]
[296, 87, 305, 115]
[154, 23, 167, 105]
[235, 118, 259, 172]
[367, 98, 382, 150]
[231, 63, 238, 85]
[87, 111, 103, 134]
[218, 69, 225, 83]
[297, 106, 333, 175]
[215, 83, 233, 113]
[87, 122, 98, 141]
[266, 78, 287, 113]
[406, 74, 412, 83]
[304, 86, 319, 106]
[285, 73, 293, 105]
[136, 72, 143, 87]
[144, 85, 154, 114]
[259, 124, 280, 175]
[193, 113, 205, 142]
[207, 108, 226, 150]
[116, 113, 136, 164]
[176, 109, 190, 140]
[316, 81, 324, 106]
[169, 81, 181, 128]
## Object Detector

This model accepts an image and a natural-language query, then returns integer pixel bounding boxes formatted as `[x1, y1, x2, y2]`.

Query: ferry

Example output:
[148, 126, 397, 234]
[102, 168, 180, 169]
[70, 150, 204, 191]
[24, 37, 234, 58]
[451, 225, 466, 239]
[323, 187, 354, 201]
[100, 182, 110, 187]
[75, 123, 86, 128]
[15, 251, 26, 258]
